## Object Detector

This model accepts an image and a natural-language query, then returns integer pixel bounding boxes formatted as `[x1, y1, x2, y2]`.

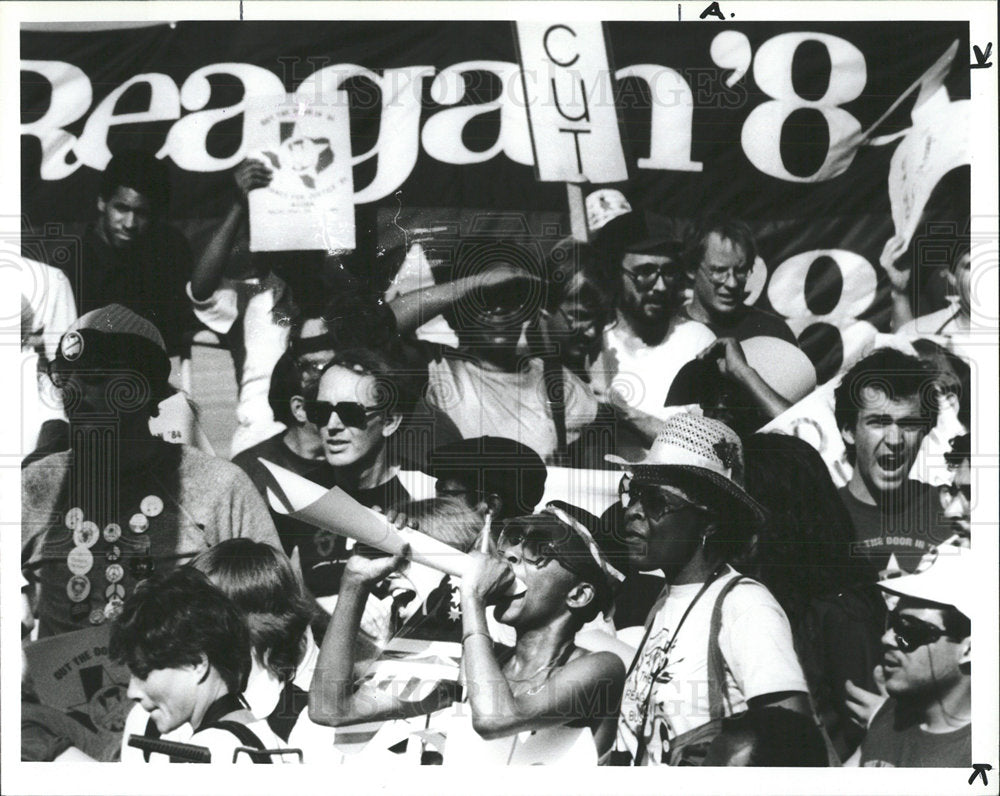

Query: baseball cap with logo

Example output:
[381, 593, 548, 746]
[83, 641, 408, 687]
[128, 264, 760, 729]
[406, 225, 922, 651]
[606, 412, 767, 526]
[50, 304, 173, 405]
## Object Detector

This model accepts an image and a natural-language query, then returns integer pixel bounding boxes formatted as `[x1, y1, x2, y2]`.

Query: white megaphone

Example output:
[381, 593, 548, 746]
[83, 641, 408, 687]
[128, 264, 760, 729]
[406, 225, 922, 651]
[258, 459, 524, 597]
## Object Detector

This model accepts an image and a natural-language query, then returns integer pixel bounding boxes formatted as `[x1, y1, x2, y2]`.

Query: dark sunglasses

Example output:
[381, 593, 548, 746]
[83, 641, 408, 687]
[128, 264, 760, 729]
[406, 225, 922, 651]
[886, 611, 949, 653]
[497, 525, 587, 579]
[304, 400, 381, 428]
[618, 474, 706, 520]
[621, 262, 680, 290]
[938, 482, 971, 509]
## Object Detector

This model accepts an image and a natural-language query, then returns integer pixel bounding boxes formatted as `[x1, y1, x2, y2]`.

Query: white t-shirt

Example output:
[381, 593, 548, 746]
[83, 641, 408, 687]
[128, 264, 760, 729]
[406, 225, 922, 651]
[424, 348, 598, 463]
[589, 315, 716, 422]
[617, 569, 807, 766]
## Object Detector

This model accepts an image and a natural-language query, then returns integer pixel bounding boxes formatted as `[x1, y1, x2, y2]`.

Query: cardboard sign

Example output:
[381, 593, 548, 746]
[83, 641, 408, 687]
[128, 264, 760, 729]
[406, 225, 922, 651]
[24, 624, 132, 737]
[245, 95, 356, 252]
[515, 22, 628, 184]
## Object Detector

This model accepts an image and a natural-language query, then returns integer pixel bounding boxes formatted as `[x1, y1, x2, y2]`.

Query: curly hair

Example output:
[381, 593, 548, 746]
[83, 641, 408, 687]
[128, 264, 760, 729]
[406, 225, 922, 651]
[109, 567, 250, 694]
[190, 540, 316, 683]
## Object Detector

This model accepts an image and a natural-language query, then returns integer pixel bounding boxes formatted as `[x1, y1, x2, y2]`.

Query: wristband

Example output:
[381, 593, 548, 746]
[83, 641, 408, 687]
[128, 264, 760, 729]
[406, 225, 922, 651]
[462, 631, 492, 645]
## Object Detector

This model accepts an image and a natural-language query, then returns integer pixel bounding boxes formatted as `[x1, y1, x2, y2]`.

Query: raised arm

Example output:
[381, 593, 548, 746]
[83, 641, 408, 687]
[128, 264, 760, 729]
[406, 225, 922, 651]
[189, 158, 272, 301]
[700, 338, 792, 420]
[308, 547, 455, 727]
[389, 265, 538, 335]
[459, 552, 625, 742]
[878, 235, 915, 332]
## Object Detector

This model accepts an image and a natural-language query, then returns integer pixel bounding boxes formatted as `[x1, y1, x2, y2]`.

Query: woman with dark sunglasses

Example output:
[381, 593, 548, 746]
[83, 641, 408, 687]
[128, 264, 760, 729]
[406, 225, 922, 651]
[307, 501, 626, 764]
[456, 501, 626, 763]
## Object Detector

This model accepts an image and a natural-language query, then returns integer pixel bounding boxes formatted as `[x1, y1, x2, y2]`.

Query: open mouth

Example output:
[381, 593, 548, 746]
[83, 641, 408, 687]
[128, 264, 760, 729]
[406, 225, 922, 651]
[876, 453, 906, 476]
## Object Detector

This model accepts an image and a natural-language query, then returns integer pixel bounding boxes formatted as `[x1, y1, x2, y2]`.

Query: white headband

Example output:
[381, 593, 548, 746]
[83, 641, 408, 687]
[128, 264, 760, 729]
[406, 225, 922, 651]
[542, 505, 626, 584]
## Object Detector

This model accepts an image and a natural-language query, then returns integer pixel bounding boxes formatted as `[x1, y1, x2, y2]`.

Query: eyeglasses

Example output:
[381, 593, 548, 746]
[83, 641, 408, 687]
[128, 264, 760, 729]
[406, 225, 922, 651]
[938, 482, 971, 510]
[703, 264, 752, 286]
[618, 474, 706, 519]
[497, 525, 587, 579]
[621, 263, 679, 290]
[304, 400, 381, 429]
[886, 611, 949, 653]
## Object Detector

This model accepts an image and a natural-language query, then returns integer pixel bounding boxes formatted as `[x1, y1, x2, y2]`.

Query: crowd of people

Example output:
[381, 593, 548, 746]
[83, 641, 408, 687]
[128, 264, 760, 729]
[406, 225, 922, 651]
[20, 149, 975, 767]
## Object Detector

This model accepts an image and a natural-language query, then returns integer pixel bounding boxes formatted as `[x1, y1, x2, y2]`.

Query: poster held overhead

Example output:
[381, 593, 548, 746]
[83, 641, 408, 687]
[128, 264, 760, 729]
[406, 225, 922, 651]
[244, 95, 356, 253]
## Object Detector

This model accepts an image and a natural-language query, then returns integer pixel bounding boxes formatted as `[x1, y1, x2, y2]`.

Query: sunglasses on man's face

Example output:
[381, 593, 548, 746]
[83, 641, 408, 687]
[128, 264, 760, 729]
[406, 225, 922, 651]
[304, 400, 381, 429]
[938, 482, 971, 510]
[886, 611, 950, 653]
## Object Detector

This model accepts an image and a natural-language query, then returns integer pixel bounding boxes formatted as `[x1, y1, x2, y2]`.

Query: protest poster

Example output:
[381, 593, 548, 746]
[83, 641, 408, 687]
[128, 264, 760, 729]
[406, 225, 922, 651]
[23, 624, 132, 738]
[244, 96, 355, 253]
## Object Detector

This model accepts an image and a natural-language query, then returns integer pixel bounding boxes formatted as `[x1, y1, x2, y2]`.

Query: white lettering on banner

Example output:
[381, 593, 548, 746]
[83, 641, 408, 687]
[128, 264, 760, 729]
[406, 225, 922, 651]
[768, 248, 877, 322]
[421, 61, 533, 168]
[615, 64, 702, 172]
[741, 33, 867, 182]
[22, 35, 877, 189]
[20, 61, 92, 180]
[515, 22, 628, 183]
[76, 74, 180, 171]
[159, 63, 285, 171]
[768, 250, 879, 373]
[299, 65, 435, 203]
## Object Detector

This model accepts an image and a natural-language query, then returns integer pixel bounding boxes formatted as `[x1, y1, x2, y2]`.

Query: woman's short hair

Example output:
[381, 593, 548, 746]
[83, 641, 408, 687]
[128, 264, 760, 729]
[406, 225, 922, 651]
[190, 540, 315, 682]
[109, 567, 250, 694]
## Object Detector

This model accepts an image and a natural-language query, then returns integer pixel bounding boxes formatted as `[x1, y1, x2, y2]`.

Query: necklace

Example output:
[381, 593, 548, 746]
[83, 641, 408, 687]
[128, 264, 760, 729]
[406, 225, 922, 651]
[506, 638, 576, 695]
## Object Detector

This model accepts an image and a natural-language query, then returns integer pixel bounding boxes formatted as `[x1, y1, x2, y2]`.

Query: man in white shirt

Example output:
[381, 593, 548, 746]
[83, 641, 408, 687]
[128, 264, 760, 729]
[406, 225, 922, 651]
[586, 196, 715, 450]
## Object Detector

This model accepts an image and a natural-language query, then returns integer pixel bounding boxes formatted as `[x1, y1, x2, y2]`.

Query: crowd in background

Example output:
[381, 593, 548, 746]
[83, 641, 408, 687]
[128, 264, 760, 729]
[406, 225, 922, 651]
[20, 150, 975, 767]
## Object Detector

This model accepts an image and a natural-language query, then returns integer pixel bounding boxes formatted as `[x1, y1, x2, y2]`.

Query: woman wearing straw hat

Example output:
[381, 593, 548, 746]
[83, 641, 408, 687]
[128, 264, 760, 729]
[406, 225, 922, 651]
[609, 414, 817, 766]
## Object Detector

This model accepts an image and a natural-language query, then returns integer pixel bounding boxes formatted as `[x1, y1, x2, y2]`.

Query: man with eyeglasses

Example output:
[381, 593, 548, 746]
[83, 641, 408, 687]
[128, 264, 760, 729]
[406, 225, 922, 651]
[679, 216, 797, 345]
[847, 547, 972, 767]
[586, 199, 716, 438]
[287, 349, 416, 598]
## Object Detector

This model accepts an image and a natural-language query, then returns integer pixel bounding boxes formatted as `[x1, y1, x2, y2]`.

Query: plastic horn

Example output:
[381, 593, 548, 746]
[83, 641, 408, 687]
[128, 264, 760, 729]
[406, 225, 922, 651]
[259, 458, 469, 578]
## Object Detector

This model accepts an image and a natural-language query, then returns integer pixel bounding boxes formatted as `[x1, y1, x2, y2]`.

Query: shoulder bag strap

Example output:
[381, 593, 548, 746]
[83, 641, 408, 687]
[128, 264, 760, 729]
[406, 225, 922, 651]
[706, 575, 751, 721]
[204, 719, 272, 764]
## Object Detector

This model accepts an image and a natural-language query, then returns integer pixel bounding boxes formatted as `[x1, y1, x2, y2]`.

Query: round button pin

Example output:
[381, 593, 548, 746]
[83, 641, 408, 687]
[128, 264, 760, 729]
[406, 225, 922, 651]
[140, 495, 164, 518]
[105, 583, 126, 601]
[103, 523, 122, 544]
[74, 521, 100, 548]
[89, 608, 106, 625]
[105, 563, 124, 584]
[67, 546, 94, 576]
[67, 574, 91, 603]
[129, 513, 149, 534]
[65, 507, 84, 530]
[60, 330, 84, 361]
[106, 545, 122, 563]
[104, 597, 125, 621]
